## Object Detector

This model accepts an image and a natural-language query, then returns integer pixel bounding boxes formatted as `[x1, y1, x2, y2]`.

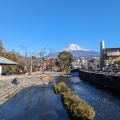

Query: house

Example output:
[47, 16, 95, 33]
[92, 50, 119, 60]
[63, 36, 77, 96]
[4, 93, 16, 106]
[0, 56, 17, 75]
[100, 41, 120, 69]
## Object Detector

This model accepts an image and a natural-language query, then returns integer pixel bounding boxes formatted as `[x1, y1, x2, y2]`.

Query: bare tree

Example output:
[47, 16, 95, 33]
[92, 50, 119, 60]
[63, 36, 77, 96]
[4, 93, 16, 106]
[19, 45, 34, 75]
[0, 39, 4, 51]
[0, 39, 6, 56]
[38, 47, 54, 73]
[19, 45, 55, 75]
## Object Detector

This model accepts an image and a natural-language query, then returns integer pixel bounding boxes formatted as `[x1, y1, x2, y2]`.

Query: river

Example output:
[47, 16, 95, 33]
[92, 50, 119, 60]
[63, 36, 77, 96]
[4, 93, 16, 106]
[0, 72, 120, 120]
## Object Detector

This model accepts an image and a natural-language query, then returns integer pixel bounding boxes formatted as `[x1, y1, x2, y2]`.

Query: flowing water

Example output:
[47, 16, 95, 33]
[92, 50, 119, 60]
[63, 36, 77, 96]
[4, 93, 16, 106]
[0, 72, 120, 120]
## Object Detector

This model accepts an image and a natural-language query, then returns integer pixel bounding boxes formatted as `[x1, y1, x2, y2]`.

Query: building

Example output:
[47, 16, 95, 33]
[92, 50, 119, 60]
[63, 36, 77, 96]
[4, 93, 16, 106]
[88, 57, 100, 70]
[45, 58, 57, 71]
[71, 57, 86, 69]
[0, 56, 17, 75]
[100, 41, 120, 69]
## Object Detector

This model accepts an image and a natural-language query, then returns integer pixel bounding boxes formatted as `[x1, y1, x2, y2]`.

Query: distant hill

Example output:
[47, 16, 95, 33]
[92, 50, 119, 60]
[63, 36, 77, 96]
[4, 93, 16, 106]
[50, 44, 99, 58]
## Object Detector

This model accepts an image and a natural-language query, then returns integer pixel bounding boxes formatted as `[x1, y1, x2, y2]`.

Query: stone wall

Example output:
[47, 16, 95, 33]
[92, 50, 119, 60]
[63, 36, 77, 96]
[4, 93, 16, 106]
[79, 70, 120, 91]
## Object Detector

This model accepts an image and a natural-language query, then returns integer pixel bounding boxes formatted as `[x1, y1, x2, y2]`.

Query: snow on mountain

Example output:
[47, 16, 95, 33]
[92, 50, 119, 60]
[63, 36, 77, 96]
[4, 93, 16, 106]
[50, 43, 99, 58]
[64, 44, 88, 51]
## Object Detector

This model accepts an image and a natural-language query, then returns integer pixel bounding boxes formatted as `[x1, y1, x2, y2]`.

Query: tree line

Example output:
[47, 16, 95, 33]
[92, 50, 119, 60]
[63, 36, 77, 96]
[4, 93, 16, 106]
[0, 39, 74, 75]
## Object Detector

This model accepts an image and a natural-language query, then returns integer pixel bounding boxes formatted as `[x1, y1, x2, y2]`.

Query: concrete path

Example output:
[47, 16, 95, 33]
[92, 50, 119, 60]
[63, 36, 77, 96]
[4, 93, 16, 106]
[0, 71, 62, 81]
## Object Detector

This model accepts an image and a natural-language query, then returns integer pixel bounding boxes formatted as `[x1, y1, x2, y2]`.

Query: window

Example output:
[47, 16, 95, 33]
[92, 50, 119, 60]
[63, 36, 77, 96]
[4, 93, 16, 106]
[109, 57, 112, 61]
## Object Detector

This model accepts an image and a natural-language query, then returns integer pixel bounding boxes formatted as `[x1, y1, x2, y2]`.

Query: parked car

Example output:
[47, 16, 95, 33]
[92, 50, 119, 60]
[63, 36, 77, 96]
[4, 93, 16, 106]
[103, 67, 111, 72]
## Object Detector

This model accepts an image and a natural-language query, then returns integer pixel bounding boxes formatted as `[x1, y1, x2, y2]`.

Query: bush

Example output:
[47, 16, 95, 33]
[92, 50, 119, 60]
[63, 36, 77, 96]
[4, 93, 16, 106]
[23, 69, 29, 74]
[61, 92, 95, 120]
[53, 82, 71, 94]
[54, 82, 95, 120]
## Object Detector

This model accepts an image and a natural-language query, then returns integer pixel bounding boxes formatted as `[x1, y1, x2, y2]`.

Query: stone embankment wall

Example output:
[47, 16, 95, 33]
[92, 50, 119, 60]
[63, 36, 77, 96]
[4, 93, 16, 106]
[79, 70, 120, 91]
[0, 74, 53, 106]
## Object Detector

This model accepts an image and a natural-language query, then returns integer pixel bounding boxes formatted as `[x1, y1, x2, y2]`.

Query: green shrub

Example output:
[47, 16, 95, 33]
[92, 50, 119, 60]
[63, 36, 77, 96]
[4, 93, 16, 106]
[61, 92, 80, 109]
[53, 82, 71, 94]
[54, 82, 95, 120]
[61, 92, 95, 120]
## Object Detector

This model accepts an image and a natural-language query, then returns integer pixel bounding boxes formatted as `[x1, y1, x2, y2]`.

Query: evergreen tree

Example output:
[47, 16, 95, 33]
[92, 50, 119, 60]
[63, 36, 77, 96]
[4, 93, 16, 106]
[57, 51, 73, 73]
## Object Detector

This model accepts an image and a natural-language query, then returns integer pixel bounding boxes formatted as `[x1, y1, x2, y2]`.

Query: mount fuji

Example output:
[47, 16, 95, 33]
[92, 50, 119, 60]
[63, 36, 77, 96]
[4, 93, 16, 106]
[64, 44, 88, 51]
[51, 44, 99, 57]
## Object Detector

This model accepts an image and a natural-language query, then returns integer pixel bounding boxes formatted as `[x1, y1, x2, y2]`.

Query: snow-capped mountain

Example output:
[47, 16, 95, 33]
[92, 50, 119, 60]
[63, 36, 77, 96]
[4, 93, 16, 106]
[64, 44, 88, 51]
[50, 43, 99, 58]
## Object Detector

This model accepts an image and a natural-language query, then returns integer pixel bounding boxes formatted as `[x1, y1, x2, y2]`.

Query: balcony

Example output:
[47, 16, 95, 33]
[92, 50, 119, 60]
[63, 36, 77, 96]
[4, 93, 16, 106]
[107, 52, 120, 56]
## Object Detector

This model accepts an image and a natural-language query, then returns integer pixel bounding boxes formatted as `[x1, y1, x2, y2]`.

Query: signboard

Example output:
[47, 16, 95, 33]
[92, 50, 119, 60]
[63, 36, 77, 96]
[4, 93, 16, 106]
[112, 52, 118, 56]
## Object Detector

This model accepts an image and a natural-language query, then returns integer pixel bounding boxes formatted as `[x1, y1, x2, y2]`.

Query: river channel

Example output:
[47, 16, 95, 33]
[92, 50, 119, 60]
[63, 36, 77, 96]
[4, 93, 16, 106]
[0, 72, 120, 120]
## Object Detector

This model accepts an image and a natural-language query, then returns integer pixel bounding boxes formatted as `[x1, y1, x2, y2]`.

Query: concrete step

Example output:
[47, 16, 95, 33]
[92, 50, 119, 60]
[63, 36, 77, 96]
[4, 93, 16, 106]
[0, 87, 13, 96]
[0, 75, 49, 106]
[0, 82, 23, 96]
[0, 84, 15, 96]
[0, 82, 11, 89]
[0, 85, 22, 99]
[0, 85, 24, 106]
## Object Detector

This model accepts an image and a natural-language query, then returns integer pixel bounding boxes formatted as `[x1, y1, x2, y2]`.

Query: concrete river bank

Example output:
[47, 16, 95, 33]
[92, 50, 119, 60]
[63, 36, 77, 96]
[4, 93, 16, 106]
[0, 72, 120, 120]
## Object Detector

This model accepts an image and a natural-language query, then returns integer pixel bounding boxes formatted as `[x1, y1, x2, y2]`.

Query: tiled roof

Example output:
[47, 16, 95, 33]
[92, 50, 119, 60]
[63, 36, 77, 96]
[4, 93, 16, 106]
[0, 56, 17, 65]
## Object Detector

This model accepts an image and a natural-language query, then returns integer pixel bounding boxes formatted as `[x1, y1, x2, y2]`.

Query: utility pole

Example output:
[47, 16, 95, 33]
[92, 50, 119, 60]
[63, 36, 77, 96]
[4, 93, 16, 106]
[28, 56, 32, 75]
[30, 56, 32, 74]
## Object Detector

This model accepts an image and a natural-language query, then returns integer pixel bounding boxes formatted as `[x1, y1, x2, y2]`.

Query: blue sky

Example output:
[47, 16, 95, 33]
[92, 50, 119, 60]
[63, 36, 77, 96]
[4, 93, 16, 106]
[0, 0, 120, 54]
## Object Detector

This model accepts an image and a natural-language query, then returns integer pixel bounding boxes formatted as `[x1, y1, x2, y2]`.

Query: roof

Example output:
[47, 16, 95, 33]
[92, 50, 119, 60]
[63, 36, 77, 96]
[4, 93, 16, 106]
[0, 56, 17, 65]
[104, 48, 120, 50]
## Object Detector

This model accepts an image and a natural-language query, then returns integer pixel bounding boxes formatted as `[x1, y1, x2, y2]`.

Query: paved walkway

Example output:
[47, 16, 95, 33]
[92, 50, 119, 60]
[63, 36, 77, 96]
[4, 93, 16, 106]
[0, 71, 63, 81]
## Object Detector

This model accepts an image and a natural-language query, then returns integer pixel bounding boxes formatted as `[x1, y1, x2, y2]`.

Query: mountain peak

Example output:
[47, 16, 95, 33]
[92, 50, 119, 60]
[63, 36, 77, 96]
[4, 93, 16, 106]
[64, 44, 88, 51]
[50, 43, 99, 58]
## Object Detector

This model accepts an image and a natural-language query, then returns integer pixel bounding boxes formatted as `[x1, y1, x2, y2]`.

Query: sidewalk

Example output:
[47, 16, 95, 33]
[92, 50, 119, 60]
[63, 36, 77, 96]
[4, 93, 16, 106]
[0, 71, 62, 81]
